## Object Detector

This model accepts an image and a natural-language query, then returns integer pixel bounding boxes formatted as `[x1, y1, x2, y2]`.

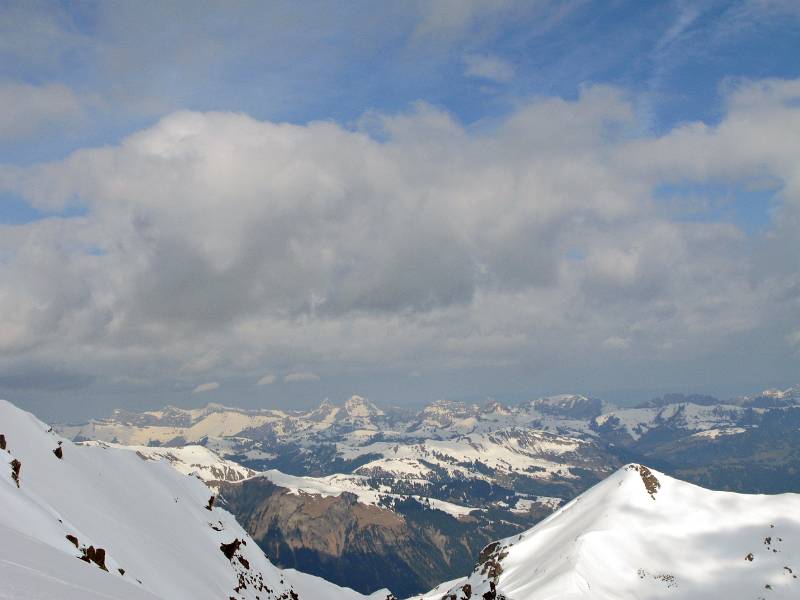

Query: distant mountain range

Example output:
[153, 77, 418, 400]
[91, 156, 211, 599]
[51, 385, 800, 595]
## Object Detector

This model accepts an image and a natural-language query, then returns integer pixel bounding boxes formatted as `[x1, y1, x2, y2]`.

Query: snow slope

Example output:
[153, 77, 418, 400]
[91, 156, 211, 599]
[414, 464, 800, 600]
[0, 399, 390, 600]
[81, 441, 256, 487]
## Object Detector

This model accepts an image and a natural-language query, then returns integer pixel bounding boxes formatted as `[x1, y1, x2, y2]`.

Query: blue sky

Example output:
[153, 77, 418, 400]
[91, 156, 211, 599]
[3, 1, 799, 159]
[1, 1, 799, 419]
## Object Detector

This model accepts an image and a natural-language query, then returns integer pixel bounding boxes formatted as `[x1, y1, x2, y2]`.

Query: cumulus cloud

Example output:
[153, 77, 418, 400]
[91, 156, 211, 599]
[284, 372, 320, 383]
[0, 79, 798, 396]
[192, 382, 219, 393]
[463, 53, 515, 82]
[257, 374, 277, 385]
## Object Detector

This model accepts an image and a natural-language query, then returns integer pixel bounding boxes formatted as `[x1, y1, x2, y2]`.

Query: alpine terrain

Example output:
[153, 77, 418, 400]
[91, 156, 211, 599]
[54, 386, 800, 595]
[0, 399, 392, 600]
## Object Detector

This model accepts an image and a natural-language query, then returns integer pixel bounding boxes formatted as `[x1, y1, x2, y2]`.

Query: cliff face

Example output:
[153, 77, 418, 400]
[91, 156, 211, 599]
[219, 478, 545, 598]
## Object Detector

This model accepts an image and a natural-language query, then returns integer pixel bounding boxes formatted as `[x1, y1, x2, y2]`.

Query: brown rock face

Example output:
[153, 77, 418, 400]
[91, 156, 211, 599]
[66, 534, 79, 548]
[53, 446, 63, 459]
[477, 541, 508, 581]
[625, 464, 661, 499]
[219, 478, 536, 598]
[80, 546, 109, 571]
[206, 495, 216, 511]
[220, 538, 244, 560]
[0, 434, 6, 450]
[10, 458, 21, 487]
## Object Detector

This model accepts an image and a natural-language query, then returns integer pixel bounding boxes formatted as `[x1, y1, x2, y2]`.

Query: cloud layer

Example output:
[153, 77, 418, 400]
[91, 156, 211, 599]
[1, 79, 799, 402]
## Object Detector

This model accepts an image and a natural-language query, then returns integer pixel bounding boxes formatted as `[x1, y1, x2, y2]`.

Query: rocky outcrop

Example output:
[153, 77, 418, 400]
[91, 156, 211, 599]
[220, 538, 245, 560]
[10, 458, 21, 487]
[79, 545, 108, 571]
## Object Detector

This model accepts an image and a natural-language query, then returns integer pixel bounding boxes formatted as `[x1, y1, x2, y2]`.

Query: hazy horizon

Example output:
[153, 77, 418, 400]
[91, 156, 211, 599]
[15, 378, 798, 424]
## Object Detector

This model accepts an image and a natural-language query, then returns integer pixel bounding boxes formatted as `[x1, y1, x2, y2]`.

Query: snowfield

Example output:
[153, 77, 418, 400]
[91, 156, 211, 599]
[0, 399, 390, 600]
[81, 441, 257, 488]
[413, 464, 800, 600]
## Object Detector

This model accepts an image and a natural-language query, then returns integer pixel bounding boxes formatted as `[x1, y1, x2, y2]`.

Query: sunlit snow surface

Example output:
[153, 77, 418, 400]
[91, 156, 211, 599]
[0, 400, 388, 600]
[413, 465, 800, 600]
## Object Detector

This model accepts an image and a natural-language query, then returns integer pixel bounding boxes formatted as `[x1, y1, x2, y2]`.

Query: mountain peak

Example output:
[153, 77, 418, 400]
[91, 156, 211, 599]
[344, 395, 383, 418]
[737, 384, 800, 408]
[480, 399, 510, 415]
[425, 462, 800, 600]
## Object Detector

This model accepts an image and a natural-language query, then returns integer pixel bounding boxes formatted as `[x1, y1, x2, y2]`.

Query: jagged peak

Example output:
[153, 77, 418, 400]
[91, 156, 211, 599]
[344, 395, 384, 418]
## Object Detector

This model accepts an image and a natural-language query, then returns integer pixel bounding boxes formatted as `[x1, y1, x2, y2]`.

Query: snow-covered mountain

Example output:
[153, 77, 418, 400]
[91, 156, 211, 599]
[0, 399, 392, 600]
[51, 386, 800, 594]
[736, 385, 800, 408]
[415, 464, 800, 600]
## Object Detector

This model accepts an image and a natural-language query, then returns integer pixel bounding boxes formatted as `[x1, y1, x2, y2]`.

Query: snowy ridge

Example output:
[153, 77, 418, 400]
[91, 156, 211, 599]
[346, 429, 592, 483]
[413, 464, 800, 600]
[0, 399, 391, 600]
[81, 441, 257, 489]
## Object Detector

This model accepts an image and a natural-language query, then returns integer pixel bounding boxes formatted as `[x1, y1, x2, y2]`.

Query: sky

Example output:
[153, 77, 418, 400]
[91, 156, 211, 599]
[1, 0, 799, 421]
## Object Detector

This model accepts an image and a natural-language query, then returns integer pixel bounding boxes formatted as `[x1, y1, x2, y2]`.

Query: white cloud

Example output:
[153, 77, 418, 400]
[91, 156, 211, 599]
[1, 79, 799, 394]
[257, 373, 276, 385]
[0, 82, 82, 140]
[463, 53, 515, 82]
[192, 381, 219, 393]
[284, 372, 320, 383]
